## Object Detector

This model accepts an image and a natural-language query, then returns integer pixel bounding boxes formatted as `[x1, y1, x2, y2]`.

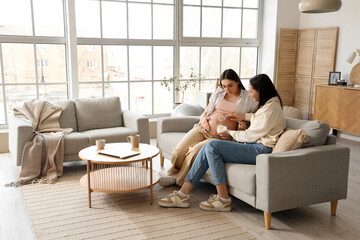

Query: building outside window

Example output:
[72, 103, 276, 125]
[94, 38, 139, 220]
[0, 0, 261, 125]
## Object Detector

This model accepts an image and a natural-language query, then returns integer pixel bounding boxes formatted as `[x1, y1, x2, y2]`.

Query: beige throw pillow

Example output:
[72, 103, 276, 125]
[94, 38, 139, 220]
[273, 128, 308, 153]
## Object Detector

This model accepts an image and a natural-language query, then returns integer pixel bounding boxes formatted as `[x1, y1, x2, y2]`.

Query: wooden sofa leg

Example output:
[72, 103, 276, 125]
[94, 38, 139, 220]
[264, 212, 271, 230]
[331, 200, 338, 216]
[160, 155, 164, 167]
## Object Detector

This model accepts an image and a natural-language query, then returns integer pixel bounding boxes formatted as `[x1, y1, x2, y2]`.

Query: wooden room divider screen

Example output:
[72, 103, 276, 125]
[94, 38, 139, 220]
[275, 27, 338, 120]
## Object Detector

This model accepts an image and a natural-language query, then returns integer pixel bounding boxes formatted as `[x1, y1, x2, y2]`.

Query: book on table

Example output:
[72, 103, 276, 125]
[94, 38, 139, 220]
[98, 148, 140, 159]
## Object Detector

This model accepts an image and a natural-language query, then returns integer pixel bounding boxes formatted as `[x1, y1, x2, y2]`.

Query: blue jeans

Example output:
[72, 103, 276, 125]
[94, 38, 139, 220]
[184, 140, 273, 186]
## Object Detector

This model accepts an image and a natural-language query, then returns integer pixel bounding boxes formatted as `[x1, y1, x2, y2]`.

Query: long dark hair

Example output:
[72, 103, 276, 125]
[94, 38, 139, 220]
[250, 74, 283, 110]
[219, 69, 245, 90]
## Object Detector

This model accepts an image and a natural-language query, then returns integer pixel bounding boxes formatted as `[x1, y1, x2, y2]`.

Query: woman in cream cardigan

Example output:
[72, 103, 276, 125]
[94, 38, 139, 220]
[158, 74, 286, 211]
[159, 69, 257, 187]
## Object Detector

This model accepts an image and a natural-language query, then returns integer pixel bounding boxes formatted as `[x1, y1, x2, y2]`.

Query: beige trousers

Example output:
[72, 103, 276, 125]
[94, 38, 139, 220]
[167, 125, 223, 186]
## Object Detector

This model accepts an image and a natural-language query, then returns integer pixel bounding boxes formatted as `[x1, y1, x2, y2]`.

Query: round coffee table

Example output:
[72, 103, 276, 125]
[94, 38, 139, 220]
[79, 143, 160, 208]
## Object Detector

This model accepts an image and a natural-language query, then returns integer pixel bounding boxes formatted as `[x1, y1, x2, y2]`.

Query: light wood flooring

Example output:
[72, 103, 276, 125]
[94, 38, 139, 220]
[0, 138, 359, 240]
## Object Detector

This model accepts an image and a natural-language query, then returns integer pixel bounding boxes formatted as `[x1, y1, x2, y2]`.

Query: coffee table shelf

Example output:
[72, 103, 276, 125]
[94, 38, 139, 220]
[79, 143, 160, 208]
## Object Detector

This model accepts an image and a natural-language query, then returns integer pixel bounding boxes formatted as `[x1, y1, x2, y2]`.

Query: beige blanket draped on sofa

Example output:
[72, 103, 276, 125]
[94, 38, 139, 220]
[6, 99, 72, 187]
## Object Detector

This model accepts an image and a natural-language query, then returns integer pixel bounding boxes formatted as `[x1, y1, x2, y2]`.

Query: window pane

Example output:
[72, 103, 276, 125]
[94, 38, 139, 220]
[180, 47, 199, 79]
[223, 0, 242, 7]
[202, 7, 221, 38]
[183, 6, 200, 37]
[102, 1, 127, 39]
[3, 43, 35, 83]
[104, 83, 129, 110]
[223, 8, 241, 38]
[184, 0, 200, 5]
[221, 47, 240, 73]
[242, 9, 258, 39]
[36, 44, 67, 83]
[182, 82, 197, 104]
[201, 80, 217, 92]
[79, 83, 103, 98]
[154, 82, 173, 114]
[75, 0, 100, 38]
[33, 0, 64, 37]
[39, 84, 67, 102]
[129, 46, 151, 81]
[241, 47, 257, 79]
[77, 45, 102, 82]
[243, 0, 259, 8]
[153, 5, 174, 39]
[103, 46, 127, 82]
[0, 0, 32, 36]
[130, 82, 152, 115]
[154, 46, 173, 80]
[129, 3, 151, 39]
[201, 47, 220, 79]
[0, 88, 4, 124]
[202, 0, 221, 6]
[154, 0, 173, 3]
[5, 85, 37, 121]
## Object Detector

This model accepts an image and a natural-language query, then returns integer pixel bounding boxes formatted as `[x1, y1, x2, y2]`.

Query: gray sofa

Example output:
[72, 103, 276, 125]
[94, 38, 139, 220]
[9, 96, 149, 166]
[157, 116, 350, 229]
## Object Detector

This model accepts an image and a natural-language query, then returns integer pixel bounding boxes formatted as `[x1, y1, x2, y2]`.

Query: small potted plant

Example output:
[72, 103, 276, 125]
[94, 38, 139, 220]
[161, 68, 203, 106]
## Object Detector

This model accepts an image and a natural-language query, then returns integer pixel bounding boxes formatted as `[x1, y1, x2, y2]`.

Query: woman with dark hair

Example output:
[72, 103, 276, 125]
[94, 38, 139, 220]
[159, 74, 286, 211]
[159, 69, 257, 187]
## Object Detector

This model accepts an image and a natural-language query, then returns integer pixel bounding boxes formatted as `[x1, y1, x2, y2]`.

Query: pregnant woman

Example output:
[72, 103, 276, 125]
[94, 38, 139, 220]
[159, 69, 258, 186]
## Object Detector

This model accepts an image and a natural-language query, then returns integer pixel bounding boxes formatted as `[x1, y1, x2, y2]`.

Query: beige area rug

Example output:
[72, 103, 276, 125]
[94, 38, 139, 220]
[20, 163, 256, 240]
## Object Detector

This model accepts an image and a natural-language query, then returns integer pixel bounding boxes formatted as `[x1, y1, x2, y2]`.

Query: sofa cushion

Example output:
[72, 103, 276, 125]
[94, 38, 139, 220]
[285, 118, 330, 147]
[82, 127, 137, 145]
[204, 163, 256, 196]
[160, 132, 187, 155]
[56, 100, 77, 131]
[64, 132, 89, 155]
[273, 128, 307, 153]
[75, 97, 122, 131]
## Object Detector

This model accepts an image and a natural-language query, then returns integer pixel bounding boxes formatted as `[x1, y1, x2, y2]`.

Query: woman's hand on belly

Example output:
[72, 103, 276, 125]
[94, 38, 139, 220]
[200, 116, 210, 131]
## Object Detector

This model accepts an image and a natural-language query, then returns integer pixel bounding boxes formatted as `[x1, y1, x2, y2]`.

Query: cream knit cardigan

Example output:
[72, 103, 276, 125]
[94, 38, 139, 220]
[229, 96, 286, 148]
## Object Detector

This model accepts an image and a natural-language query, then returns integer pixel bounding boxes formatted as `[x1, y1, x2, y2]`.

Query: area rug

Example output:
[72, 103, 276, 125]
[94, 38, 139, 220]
[20, 163, 255, 240]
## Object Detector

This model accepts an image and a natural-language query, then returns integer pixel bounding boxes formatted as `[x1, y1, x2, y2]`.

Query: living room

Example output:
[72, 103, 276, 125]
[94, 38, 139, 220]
[0, 0, 359, 239]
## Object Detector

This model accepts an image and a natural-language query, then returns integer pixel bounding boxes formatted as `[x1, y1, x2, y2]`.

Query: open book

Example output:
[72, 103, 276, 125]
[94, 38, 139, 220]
[98, 149, 140, 159]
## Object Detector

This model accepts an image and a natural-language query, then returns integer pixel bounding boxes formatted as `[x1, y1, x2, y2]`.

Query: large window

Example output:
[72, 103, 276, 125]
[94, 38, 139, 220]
[0, 0, 261, 125]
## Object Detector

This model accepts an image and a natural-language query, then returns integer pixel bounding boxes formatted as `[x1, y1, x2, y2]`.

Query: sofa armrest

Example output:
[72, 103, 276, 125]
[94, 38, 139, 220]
[122, 110, 149, 144]
[157, 116, 200, 135]
[8, 115, 34, 166]
[255, 145, 350, 213]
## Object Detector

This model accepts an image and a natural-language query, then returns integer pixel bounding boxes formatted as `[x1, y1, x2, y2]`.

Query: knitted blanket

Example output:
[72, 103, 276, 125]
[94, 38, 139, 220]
[5, 99, 72, 187]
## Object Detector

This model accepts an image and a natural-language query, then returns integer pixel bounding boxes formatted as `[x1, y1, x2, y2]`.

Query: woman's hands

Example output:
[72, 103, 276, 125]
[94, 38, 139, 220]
[200, 115, 210, 131]
[226, 112, 245, 122]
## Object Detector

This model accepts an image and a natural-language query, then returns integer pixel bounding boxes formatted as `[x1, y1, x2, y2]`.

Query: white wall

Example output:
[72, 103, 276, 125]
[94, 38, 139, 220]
[260, 0, 300, 81]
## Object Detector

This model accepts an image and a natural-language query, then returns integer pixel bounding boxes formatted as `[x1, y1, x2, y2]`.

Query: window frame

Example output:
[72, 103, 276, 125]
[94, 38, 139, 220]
[0, 0, 262, 126]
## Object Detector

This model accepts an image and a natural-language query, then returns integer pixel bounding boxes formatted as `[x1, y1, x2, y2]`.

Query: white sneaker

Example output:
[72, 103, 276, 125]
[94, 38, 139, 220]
[158, 191, 190, 208]
[158, 175, 176, 187]
[199, 194, 231, 212]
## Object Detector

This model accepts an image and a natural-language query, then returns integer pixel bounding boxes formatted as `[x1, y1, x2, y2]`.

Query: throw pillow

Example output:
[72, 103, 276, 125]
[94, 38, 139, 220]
[273, 128, 308, 153]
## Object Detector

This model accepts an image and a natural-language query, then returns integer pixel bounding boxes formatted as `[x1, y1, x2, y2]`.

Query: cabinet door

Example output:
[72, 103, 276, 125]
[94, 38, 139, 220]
[314, 86, 342, 129]
[342, 89, 360, 135]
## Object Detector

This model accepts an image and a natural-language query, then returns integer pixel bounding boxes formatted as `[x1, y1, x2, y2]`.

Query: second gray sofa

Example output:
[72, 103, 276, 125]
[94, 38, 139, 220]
[9, 96, 149, 166]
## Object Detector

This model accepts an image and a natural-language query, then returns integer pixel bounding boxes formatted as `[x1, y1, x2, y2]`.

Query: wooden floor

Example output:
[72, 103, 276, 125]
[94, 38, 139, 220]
[0, 138, 359, 240]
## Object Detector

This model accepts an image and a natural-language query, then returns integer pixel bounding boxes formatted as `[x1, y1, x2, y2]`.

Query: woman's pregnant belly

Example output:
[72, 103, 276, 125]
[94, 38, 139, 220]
[206, 111, 238, 137]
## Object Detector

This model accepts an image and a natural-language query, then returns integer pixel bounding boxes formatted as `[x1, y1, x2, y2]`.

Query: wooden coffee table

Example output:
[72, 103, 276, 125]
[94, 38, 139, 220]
[79, 143, 160, 208]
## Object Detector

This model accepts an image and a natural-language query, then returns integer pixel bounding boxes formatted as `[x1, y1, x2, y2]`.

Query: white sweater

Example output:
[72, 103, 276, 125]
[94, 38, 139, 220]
[229, 97, 286, 148]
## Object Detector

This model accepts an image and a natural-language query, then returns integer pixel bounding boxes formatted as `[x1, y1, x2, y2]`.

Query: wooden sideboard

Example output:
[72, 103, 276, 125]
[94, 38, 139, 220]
[314, 85, 360, 135]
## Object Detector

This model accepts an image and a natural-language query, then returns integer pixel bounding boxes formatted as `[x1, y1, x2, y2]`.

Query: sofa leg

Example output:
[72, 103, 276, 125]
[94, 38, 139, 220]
[264, 212, 271, 230]
[160, 155, 164, 167]
[331, 200, 338, 216]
